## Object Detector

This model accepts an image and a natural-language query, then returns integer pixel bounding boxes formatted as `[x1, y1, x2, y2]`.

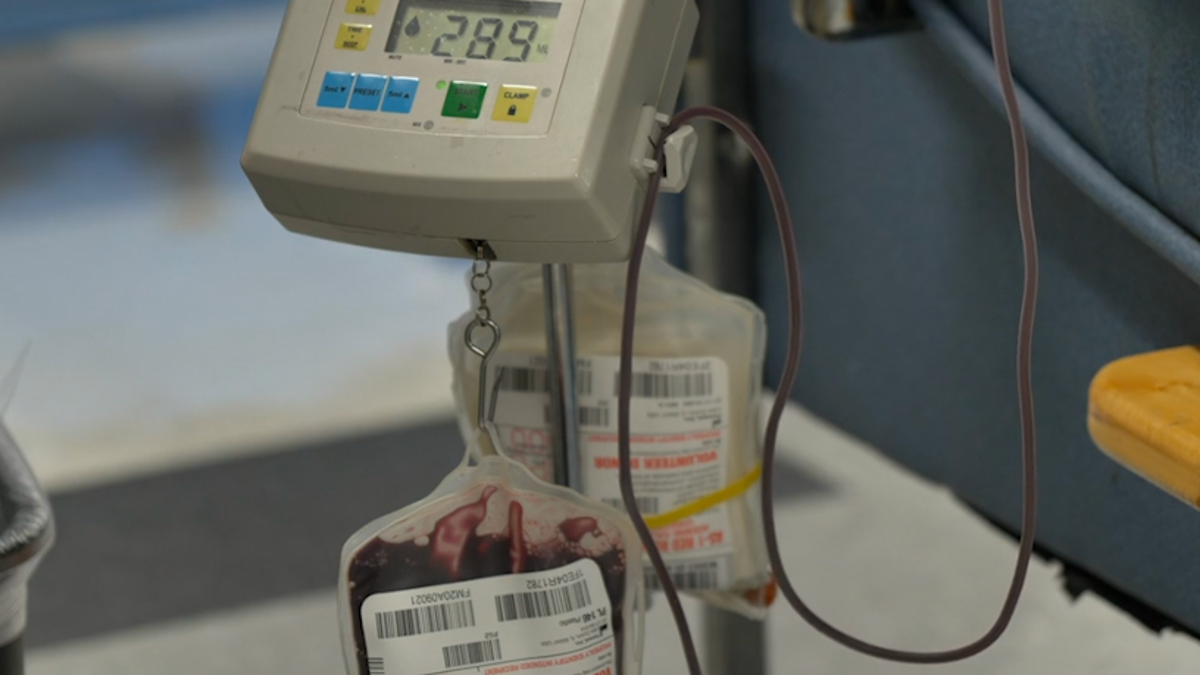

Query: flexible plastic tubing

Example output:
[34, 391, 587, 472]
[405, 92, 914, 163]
[617, 0, 1038, 669]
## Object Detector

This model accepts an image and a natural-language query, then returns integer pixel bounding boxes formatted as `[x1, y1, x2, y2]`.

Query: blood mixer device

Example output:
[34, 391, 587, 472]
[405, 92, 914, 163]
[242, 0, 698, 262]
[242, 0, 1043, 671]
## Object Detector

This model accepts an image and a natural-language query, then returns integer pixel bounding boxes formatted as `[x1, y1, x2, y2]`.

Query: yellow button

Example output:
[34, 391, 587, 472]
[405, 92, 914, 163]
[335, 23, 372, 51]
[345, 0, 381, 15]
[492, 85, 539, 123]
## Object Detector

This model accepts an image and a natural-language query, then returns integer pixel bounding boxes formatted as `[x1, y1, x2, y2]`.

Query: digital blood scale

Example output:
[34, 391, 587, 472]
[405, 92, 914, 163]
[243, 0, 699, 262]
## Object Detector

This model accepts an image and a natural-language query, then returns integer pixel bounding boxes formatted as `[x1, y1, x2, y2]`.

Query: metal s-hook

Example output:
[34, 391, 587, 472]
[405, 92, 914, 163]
[465, 317, 502, 433]
[465, 244, 506, 455]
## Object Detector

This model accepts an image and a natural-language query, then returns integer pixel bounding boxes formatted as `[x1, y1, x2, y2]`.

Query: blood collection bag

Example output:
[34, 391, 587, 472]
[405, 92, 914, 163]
[448, 252, 775, 617]
[338, 432, 645, 675]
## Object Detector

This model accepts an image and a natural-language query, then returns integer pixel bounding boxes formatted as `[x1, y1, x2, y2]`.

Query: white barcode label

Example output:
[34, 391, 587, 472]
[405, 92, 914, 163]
[442, 638, 502, 668]
[601, 496, 660, 515]
[360, 559, 614, 675]
[375, 600, 475, 639]
[495, 579, 592, 622]
[619, 372, 714, 399]
[497, 366, 593, 396]
[645, 557, 732, 591]
[544, 405, 611, 429]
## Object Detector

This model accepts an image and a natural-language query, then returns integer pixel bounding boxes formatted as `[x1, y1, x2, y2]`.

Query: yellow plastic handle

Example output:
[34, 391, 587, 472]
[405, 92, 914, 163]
[1089, 345, 1200, 508]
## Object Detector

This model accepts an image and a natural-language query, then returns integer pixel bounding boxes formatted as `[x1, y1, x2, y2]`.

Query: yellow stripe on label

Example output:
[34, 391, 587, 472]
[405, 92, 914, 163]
[643, 464, 763, 530]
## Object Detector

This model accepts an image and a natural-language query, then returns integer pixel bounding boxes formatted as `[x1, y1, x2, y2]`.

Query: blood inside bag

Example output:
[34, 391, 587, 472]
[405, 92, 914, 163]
[347, 485, 628, 673]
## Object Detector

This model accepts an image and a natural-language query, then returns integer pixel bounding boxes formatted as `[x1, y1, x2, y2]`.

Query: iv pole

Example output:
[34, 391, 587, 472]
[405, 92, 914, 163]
[685, 0, 767, 671]
[543, 6, 763, 668]
[543, 264, 584, 492]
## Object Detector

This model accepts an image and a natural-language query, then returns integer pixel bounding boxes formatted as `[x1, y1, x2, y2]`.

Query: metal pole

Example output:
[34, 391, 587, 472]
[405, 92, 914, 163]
[0, 635, 23, 675]
[704, 606, 767, 675]
[542, 264, 583, 491]
[688, 0, 766, 669]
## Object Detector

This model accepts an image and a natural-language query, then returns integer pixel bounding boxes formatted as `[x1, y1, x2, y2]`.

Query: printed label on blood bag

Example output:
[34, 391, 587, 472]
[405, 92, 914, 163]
[487, 353, 560, 483]
[645, 554, 735, 592]
[488, 354, 735, 590]
[361, 559, 615, 675]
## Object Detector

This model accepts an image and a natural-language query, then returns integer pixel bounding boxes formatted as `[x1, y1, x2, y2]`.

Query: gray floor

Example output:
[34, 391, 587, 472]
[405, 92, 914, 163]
[23, 416, 826, 649]
[21, 408, 1200, 675]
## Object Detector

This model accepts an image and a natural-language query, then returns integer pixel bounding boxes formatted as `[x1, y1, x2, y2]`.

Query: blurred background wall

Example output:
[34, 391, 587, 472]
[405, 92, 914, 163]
[0, 2, 470, 490]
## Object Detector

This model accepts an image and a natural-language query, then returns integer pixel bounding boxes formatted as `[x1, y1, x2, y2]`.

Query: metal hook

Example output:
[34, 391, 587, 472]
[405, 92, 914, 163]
[465, 318, 502, 433]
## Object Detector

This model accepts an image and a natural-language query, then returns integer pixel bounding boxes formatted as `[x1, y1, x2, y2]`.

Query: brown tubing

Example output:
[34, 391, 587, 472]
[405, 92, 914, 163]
[617, 0, 1038, 668]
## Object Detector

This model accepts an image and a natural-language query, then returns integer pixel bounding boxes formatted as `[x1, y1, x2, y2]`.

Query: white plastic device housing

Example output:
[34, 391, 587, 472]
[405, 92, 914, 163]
[242, 0, 699, 263]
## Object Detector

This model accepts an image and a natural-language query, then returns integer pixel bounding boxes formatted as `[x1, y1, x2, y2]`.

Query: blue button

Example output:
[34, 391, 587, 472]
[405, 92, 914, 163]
[382, 77, 420, 114]
[349, 74, 387, 111]
[317, 71, 355, 108]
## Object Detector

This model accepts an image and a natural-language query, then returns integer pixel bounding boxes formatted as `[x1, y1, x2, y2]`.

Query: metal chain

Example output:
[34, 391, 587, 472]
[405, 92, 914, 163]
[471, 244, 493, 323]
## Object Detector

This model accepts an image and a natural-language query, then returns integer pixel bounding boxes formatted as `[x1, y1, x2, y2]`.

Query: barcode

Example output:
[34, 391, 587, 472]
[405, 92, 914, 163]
[543, 405, 611, 428]
[498, 366, 549, 393]
[618, 372, 714, 399]
[498, 366, 593, 396]
[442, 638, 502, 668]
[374, 600, 476, 639]
[602, 496, 660, 514]
[367, 657, 386, 675]
[495, 579, 592, 622]
[646, 560, 723, 591]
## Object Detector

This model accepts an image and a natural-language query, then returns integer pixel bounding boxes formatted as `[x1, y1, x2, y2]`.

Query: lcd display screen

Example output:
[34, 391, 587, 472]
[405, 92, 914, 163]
[386, 0, 562, 63]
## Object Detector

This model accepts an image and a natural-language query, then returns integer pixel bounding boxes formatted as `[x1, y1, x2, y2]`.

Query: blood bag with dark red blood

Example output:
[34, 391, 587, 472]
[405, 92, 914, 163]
[338, 442, 645, 675]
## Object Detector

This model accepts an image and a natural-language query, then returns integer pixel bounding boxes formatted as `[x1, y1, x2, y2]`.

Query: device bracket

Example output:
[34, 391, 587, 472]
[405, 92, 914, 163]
[629, 106, 698, 194]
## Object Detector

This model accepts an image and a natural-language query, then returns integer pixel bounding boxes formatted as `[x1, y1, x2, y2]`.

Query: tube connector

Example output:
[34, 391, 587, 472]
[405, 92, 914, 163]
[629, 106, 697, 194]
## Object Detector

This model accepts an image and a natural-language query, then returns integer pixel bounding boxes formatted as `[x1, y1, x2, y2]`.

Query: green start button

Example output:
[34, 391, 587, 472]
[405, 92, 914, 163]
[441, 81, 488, 119]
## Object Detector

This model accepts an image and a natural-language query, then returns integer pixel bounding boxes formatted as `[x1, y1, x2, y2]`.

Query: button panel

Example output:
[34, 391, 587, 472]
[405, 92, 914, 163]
[344, 0, 381, 15]
[492, 85, 539, 123]
[335, 23, 372, 50]
[316, 71, 355, 108]
[304, 0, 581, 136]
[382, 77, 420, 114]
[310, 74, 549, 130]
[441, 81, 488, 119]
[310, 72, 551, 132]
[349, 74, 387, 110]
